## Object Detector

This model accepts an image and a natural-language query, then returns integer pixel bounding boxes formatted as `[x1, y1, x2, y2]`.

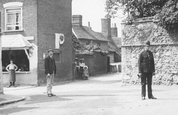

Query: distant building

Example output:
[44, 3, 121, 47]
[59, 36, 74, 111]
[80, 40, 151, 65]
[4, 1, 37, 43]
[101, 18, 121, 63]
[72, 15, 109, 51]
[0, 0, 74, 85]
[72, 15, 121, 75]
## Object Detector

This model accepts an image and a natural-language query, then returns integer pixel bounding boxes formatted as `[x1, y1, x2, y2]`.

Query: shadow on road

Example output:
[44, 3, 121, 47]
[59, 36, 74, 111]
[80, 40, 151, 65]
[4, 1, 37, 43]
[26, 95, 72, 104]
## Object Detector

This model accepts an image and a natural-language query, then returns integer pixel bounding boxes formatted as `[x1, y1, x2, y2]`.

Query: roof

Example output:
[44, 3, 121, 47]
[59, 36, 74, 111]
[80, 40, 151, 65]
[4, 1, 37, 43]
[107, 37, 121, 54]
[112, 37, 121, 47]
[72, 25, 108, 42]
[72, 33, 94, 55]
[72, 24, 121, 55]
[108, 42, 118, 52]
[1, 34, 32, 50]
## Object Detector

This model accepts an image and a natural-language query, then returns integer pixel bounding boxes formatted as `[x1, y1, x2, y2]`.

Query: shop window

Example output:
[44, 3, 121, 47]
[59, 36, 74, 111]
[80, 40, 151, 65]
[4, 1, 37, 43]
[4, 2, 23, 31]
[2, 50, 29, 72]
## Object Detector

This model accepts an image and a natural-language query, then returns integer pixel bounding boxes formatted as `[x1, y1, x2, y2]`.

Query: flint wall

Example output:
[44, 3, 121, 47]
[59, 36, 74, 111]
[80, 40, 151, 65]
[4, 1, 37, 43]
[121, 17, 178, 85]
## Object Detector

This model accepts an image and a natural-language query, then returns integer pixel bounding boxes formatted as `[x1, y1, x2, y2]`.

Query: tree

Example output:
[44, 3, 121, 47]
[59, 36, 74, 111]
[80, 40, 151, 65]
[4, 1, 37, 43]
[105, 0, 178, 31]
[158, 0, 178, 31]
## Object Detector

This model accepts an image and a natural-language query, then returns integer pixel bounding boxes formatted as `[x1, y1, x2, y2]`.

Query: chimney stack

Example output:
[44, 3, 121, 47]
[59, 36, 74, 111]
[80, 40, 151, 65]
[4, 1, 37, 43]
[101, 18, 111, 39]
[88, 22, 92, 29]
[72, 15, 83, 26]
[111, 23, 118, 37]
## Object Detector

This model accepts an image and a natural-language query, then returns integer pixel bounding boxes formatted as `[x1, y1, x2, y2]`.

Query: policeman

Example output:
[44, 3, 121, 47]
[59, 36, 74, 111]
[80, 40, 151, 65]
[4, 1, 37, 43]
[138, 41, 157, 100]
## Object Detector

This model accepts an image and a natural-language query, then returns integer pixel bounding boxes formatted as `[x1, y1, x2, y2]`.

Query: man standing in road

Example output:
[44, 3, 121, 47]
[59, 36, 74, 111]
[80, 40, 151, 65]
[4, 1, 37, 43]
[45, 49, 56, 97]
[138, 41, 157, 100]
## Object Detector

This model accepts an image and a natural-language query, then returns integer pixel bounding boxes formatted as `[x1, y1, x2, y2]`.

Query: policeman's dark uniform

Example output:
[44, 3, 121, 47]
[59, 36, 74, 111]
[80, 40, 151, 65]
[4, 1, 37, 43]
[138, 41, 156, 99]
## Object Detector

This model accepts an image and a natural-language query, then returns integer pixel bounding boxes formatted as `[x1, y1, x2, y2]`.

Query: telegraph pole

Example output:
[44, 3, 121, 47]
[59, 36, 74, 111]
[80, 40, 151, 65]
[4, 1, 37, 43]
[0, 32, 3, 94]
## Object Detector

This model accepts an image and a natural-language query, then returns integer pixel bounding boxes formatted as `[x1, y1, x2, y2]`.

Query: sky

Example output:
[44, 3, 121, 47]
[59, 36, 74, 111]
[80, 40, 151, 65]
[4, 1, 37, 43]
[72, 0, 124, 37]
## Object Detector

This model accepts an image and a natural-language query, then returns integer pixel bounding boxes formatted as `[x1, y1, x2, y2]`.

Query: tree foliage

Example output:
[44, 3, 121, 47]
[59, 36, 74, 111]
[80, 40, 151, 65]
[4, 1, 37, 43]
[158, 0, 178, 30]
[105, 0, 178, 31]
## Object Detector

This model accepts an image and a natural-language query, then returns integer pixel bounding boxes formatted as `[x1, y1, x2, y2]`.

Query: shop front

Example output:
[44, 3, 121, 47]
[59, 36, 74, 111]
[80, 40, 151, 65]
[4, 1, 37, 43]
[2, 34, 38, 85]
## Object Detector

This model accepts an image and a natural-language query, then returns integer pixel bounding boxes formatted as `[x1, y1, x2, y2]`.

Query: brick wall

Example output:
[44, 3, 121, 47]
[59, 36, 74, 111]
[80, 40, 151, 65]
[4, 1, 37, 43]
[121, 17, 178, 85]
[0, 0, 38, 39]
[37, 0, 74, 84]
[0, 0, 74, 85]
[77, 52, 108, 76]
[0, 0, 38, 85]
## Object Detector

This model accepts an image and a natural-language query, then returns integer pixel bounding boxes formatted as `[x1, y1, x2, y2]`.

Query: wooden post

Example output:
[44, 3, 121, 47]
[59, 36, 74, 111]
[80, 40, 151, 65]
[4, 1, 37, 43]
[0, 33, 3, 94]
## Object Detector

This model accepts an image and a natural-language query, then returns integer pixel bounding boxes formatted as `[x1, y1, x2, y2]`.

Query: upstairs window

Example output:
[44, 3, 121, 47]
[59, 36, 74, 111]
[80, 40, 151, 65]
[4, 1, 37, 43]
[4, 2, 23, 31]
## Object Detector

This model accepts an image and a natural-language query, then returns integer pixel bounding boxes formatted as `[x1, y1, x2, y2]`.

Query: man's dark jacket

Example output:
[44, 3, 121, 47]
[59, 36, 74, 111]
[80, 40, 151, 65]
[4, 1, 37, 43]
[138, 50, 155, 73]
[45, 56, 56, 75]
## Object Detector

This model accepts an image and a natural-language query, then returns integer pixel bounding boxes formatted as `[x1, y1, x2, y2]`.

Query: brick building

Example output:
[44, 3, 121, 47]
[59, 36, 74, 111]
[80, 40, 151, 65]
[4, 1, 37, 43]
[0, 0, 74, 85]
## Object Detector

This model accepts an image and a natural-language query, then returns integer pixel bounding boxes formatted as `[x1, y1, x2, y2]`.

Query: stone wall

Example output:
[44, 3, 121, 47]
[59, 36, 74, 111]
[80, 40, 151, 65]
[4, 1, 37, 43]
[121, 18, 178, 85]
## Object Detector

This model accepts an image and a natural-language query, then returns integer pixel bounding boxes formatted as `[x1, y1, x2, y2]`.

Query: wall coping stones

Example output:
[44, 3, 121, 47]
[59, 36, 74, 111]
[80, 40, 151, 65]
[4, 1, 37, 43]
[121, 16, 159, 25]
[122, 43, 178, 47]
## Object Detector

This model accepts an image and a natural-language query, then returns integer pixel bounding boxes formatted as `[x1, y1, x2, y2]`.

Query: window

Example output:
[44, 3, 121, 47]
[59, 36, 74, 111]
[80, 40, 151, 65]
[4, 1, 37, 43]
[5, 8, 22, 31]
[53, 52, 61, 62]
[2, 50, 29, 72]
[53, 49, 61, 62]
[4, 2, 23, 31]
[97, 42, 101, 46]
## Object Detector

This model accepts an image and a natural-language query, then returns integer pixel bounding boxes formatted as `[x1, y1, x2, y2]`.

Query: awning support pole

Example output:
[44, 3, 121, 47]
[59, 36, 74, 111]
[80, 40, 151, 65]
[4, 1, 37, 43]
[24, 49, 30, 60]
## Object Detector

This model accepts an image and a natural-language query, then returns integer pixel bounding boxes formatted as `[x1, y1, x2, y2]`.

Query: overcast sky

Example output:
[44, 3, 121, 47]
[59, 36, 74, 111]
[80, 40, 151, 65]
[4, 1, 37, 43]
[72, 0, 124, 37]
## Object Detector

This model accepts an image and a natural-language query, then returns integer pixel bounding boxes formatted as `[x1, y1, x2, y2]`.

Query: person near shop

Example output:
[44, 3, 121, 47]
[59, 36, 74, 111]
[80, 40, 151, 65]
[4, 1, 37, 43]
[45, 49, 56, 97]
[138, 41, 157, 100]
[6, 60, 18, 87]
[73, 58, 79, 80]
[78, 58, 89, 80]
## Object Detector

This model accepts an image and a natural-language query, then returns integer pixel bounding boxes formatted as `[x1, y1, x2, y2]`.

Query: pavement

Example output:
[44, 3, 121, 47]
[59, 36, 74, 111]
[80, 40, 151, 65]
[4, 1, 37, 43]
[0, 94, 26, 106]
[0, 86, 33, 106]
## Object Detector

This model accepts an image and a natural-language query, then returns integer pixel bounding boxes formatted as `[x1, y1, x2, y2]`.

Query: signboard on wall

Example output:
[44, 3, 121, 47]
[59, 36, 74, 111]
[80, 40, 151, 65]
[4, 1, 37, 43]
[55, 33, 65, 49]
[55, 33, 60, 49]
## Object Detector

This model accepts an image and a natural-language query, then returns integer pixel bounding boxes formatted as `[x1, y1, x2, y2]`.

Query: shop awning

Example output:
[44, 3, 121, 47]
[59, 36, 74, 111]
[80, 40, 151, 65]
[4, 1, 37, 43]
[1, 34, 32, 50]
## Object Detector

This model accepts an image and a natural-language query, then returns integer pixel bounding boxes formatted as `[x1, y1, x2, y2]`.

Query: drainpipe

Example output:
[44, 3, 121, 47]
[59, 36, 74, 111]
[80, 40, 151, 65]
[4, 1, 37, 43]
[88, 22, 92, 29]
[0, 32, 3, 94]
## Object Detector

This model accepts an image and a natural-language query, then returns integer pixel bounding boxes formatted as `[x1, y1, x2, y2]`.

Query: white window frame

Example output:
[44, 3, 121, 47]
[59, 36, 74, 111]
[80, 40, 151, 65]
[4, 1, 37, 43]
[4, 2, 23, 32]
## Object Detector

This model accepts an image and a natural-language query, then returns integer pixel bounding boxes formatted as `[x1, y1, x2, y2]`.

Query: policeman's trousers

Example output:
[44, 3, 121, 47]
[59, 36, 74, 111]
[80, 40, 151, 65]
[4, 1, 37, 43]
[141, 73, 153, 98]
